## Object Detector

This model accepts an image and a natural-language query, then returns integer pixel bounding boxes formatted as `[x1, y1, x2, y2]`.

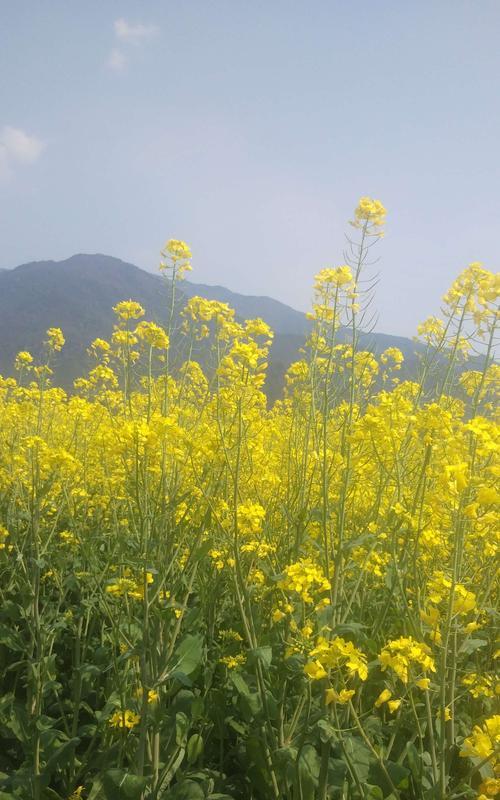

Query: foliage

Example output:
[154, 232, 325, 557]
[0, 214, 498, 800]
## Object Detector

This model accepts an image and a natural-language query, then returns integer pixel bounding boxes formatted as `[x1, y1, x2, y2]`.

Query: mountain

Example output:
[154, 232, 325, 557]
[0, 253, 425, 400]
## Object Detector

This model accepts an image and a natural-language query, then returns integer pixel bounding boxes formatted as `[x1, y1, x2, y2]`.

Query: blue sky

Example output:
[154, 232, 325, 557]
[1, 1, 499, 335]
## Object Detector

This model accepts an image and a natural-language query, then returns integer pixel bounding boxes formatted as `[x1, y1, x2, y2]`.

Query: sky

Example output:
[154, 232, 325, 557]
[1, 0, 499, 336]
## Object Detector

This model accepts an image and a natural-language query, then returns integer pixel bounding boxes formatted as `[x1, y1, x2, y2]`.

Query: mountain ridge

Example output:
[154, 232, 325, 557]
[0, 253, 424, 399]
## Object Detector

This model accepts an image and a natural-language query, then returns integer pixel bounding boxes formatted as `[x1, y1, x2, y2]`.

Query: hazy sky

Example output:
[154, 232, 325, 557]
[1, 1, 499, 335]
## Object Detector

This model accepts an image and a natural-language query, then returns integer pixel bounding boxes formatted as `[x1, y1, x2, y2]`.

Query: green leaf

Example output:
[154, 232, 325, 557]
[388, 761, 411, 788]
[405, 742, 421, 781]
[0, 624, 24, 652]
[187, 733, 204, 765]
[168, 690, 204, 723]
[169, 780, 205, 799]
[460, 638, 488, 655]
[328, 758, 348, 788]
[41, 790, 64, 800]
[42, 738, 80, 784]
[344, 736, 374, 781]
[246, 735, 270, 775]
[175, 711, 190, 746]
[239, 690, 262, 721]
[157, 748, 186, 794]
[101, 770, 148, 800]
[80, 663, 102, 680]
[297, 744, 321, 800]
[230, 672, 251, 696]
[317, 718, 337, 743]
[87, 779, 103, 800]
[226, 716, 247, 735]
[365, 786, 384, 800]
[208, 795, 236, 799]
[333, 622, 367, 637]
[3, 702, 30, 745]
[248, 646, 272, 668]
[171, 634, 204, 679]
[275, 745, 298, 766]
[368, 761, 410, 795]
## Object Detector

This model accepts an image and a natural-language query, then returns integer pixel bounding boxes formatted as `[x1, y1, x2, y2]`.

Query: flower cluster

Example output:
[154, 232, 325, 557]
[352, 196, 386, 231]
[278, 558, 331, 604]
[106, 570, 154, 600]
[305, 636, 368, 682]
[379, 637, 436, 684]
[460, 715, 500, 763]
[237, 501, 266, 536]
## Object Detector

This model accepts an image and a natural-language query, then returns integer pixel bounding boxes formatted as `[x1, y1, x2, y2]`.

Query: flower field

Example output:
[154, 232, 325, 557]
[0, 200, 498, 800]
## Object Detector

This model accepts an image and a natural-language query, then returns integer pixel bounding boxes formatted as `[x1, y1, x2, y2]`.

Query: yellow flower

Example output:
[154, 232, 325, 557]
[307, 636, 368, 682]
[460, 716, 500, 760]
[380, 347, 404, 369]
[387, 699, 402, 714]
[0, 525, 10, 550]
[219, 629, 243, 643]
[237, 501, 266, 535]
[159, 239, 193, 277]
[352, 196, 386, 230]
[420, 605, 440, 627]
[304, 660, 328, 681]
[325, 688, 355, 705]
[479, 778, 500, 797]
[136, 687, 159, 704]
[462, 672, 497, 699]
[464, 621, 482, 634]
[135, 321, 170, 350]
[445, 463, 469, 492]
[477, 487, 500, 506]
[109, 709, 141, 729]
[90, 337, 110, 351]
[15, 350, 33, 367]
[379, 637, 435, 684]
[220, 654, 246, 670]
[112, 300, 145, 320]
[416, 678, 431, 690]
[279, 558, 331, 604]
[375, 689, 392, 708]
[45, 327, 65, 351]
[59, 530, 78, 546]
[164, 239, 192, 261]
[314, 266, 353, 290]
[452, 585, 476, 615]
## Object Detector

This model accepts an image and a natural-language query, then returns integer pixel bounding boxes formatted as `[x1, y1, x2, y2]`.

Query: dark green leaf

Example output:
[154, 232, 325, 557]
[169, 779, 205, 799]
[187, 733, 204, 765]
[175, 711, 190, 746]
[101, 769, 148, 800]
[248, 646, 272, 668]
[171, 634, 204, 680]
[42, 738, 80, 784]
[460, 638, 487, 655]
[297, 744, 320, 800]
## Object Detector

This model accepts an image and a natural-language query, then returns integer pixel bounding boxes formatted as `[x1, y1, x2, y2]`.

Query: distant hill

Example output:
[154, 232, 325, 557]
[0, 253, 429, 400]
